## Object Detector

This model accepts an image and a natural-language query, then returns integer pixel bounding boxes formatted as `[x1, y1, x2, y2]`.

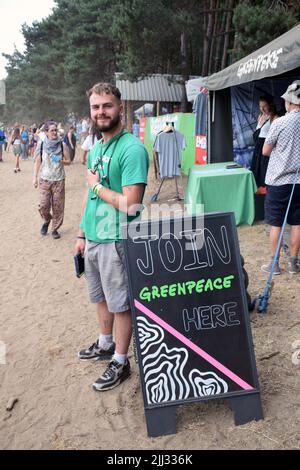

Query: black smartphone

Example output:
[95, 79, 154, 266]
[74, 252, 85, 278]
[226, 163, 242, 169]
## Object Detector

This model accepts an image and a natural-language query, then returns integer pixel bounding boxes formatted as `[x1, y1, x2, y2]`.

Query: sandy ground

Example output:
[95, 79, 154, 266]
[0, 147, 299, 450]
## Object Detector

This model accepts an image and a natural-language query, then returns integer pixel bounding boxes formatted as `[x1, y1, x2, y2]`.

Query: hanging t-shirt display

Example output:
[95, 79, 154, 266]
[153, 130, 186, 178]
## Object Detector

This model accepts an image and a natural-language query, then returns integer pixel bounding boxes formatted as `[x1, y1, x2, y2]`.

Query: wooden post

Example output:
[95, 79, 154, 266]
[156, 101, 160, 116]
[127, 101, 133, 132]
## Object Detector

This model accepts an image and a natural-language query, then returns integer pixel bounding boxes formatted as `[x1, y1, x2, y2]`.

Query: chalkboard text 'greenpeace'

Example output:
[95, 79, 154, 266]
[139, 275, 235, 302]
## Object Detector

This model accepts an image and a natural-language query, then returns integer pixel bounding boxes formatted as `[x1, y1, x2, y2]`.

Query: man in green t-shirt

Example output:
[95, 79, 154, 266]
[75, 83, 149, 392]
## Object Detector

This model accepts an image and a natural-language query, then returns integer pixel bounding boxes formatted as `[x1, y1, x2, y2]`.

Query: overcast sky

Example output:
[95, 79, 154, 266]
[0, 0, 55, 79]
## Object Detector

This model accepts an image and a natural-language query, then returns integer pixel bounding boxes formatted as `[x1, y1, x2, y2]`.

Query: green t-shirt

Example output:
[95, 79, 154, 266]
[80, 129, 149, 242]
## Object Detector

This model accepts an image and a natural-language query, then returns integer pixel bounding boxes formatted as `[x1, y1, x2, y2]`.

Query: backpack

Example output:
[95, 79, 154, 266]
[0, 130, 5, 143]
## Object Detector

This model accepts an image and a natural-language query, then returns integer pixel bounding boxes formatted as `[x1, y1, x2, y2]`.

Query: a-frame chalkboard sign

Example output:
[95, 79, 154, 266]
[122, 213, 263, 437]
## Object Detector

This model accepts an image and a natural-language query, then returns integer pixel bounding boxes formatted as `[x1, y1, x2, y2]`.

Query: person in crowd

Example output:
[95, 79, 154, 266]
[28, 128, 36, 159]
[74, 83, 149, 392]
[8, 126, 22, 173]
[37, 123, 46, 143]
[132, 120, 140, 138]
[76, 120, 82, 142]
[250, 95, 278, 190]
[4, 127, 9, 151]
[57, 123, 65, 140]
[80, 117, 90, 144]
[64, 125, 77, 162]
[33, 120, 71, 239]
[81, 124, 102, 165]
[261, 81, 300, 275]
[0, 125, 6, 161]
[20, 125, 29, 160]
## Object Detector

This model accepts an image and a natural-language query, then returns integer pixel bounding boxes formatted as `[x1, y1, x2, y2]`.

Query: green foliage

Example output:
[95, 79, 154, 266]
[233, 0, 300, 60]
[2, 0, 300, 123]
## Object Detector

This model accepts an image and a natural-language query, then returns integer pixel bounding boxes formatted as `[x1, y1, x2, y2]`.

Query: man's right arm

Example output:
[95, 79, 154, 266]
[262, 118, 279, 157]
[74, 187, 89, 256]
[262, 142, 273, 156]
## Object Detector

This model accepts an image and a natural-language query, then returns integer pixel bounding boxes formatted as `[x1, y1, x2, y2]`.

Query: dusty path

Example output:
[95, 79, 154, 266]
[0, 149, 299, 449]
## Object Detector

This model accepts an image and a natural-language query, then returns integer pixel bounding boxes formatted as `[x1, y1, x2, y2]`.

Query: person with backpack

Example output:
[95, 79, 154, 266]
[33, 120, 71, 239]
[64, 125, 77, 162]
[21, 125, 29, 160]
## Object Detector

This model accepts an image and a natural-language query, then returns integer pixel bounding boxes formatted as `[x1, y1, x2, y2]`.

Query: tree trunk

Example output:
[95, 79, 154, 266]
[208, 0, 220, 75]
[214, 3, 227, 72]
[231, 0, 252, 62]
[180, 31, 189, 112]
[126, 100, 133, 132]
[202, 0, 217, 77]
[201, 0, 208, 76]
[221, 0, 235, 70]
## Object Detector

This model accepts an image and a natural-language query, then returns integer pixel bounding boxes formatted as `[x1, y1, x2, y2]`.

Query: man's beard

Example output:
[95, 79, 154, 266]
[94, 114, 121, 132]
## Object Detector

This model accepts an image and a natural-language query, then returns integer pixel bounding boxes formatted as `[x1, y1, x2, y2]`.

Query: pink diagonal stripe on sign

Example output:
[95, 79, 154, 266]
[134, 299, 253, 391]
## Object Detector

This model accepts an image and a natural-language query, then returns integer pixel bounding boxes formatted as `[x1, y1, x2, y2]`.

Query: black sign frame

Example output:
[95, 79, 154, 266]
[122, 213, 263, 437]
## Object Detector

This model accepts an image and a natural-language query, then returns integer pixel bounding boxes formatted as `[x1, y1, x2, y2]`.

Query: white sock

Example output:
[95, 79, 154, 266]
[113, 353, 127, 365]
[98, 334, 113, 348]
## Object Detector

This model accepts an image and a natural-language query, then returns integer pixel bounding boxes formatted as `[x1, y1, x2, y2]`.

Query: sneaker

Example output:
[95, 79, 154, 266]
[52, 230, 61, 239]
[93, 359, 130, 392]
[78, 340, 115, 360]
[261, 261, 281, 275]
[288, 259, 300, 274]
[40, 222, 50, 236]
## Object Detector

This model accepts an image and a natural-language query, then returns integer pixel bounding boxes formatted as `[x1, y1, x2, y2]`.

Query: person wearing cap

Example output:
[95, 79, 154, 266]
[261, 81, 300, 275]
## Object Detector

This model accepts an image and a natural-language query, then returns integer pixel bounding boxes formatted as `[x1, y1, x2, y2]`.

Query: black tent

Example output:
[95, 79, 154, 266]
[203, 23, 300, 163]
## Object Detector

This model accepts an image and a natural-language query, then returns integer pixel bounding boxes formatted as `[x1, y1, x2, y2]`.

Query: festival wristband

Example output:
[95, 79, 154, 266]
[92, 183, 104, 196]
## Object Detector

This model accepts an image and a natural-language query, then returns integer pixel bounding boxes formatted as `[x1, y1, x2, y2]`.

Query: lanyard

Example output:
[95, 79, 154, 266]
[92, 129, 127, 187]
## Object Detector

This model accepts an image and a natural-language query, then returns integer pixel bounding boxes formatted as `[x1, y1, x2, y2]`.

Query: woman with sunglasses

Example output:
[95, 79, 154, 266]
[33, 120, 70, 239]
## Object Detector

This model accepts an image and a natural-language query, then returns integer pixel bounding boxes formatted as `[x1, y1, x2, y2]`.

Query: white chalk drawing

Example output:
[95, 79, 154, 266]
[189, 369, 228, 397]
[158, 233, 183, 273]
[137, 316, 165, 355]
[137, 316, 229, 405]
[137, 316, 190, 403]
[143, 343, 191, 404]
[134, 236, 158, 276]
[133, 224, 230, 277]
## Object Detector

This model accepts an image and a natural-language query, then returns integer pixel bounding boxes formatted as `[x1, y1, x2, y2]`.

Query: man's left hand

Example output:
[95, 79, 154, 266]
[86, 169, 100, 188]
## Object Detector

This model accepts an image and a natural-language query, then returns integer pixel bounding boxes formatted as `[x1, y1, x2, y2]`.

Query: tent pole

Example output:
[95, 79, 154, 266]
[207, 91, 211, 164]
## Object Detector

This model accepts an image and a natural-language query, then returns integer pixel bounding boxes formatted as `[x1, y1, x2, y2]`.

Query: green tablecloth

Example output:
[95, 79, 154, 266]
[185, 162, 257, 225]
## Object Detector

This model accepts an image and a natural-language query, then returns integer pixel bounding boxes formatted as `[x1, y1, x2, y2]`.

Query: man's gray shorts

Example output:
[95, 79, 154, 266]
[84, 240, 130, 313]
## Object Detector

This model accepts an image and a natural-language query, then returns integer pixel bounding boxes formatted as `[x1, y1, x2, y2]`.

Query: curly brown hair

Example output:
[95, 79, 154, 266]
[87, 83, 121, 101]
